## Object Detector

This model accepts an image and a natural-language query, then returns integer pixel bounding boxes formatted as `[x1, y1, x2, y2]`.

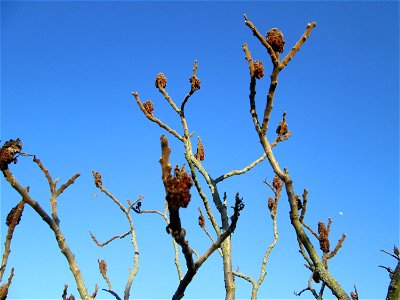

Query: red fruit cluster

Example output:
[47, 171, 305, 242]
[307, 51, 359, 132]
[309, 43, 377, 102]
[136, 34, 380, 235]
[318, 221, 330, 253]
[266, 28, 285, 53]
[165, 166, 193, 210]
[5, 204, 23, 227]
[0, 138, 22, 170]
[143, 100, 154, 115]
[272, 175, 282, 190]
[155, 73, 167, 89]
[253, 60, 264, 79]
[92, 171, 103, 188]
[267, 197, 276, 216]
[189, 75, 201, 91]
[276, 120, 289, 136]
[194, 138, 205, 161]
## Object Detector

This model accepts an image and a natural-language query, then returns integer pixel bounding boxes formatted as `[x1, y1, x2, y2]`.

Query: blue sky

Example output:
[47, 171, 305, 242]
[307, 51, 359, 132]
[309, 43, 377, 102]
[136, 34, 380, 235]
[1, 1, 399, 299]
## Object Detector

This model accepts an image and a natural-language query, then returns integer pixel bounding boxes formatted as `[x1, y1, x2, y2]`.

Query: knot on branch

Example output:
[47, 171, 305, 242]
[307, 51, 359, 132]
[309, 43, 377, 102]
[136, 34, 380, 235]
[165, 166, 193, 210]
[143, 100, 154, 115]
[253, 60, 264, 79]
[266, 28, 285, 53]
[155, 72, 167, 89]
[0, 138, 23, 170]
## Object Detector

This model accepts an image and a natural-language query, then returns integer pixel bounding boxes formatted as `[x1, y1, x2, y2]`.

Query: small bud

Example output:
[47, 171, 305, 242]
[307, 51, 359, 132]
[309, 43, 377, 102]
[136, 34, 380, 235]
[143, 100, 154, 115]
[253, 60, 264, 79]
[266, 28, 285, 53]
[155, 72, 167, 89]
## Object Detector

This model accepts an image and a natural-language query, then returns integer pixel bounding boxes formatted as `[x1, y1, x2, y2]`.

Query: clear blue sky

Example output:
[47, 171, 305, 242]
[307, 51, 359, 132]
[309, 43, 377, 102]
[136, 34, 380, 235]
[1, 1, 399, 299]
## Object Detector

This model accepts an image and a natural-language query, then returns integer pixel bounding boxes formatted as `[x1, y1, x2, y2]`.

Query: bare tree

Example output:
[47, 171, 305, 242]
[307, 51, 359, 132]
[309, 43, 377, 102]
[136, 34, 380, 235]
[0, 14, 395, 300]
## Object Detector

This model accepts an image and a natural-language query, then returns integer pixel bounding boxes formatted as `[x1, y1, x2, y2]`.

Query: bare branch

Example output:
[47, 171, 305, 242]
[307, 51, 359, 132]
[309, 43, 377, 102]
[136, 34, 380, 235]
[98, 259, 113, 291]
[279, 22, 317, 70]
[90, 231, 131, 247]
[181, 60, 201, 116]
[172, 194, 245, 300]
[1, 167, 92, 299]
[0, 268, 14, 300]
[132, 92, 183, 141]
[243, 15, 279, 66]
[0, 200, 25, 282]
[215, 152, 267, 183]
[91, 171, 140, 300]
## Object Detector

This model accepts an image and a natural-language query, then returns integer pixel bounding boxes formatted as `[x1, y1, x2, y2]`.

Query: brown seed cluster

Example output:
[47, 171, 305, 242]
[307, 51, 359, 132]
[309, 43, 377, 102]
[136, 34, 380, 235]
[272, 175, 283, 190]
[194, 137, 205, 161]
[266, 28, 285, 53]
[92, 171, 103, 188]
[276, 119, 289, 136]
[253, 60, 264, 79]
[165, 166, 193, 210]
[189, 75, 201, 91]
[6, 204, 23, 227]
[198, 209, 205, 229]
[267, 197, 276, 216]
[143, 100, 154, 115]
[155, 72, 167, 89]
[318, 221, 330, 253]
[0, 138, 23, 170]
